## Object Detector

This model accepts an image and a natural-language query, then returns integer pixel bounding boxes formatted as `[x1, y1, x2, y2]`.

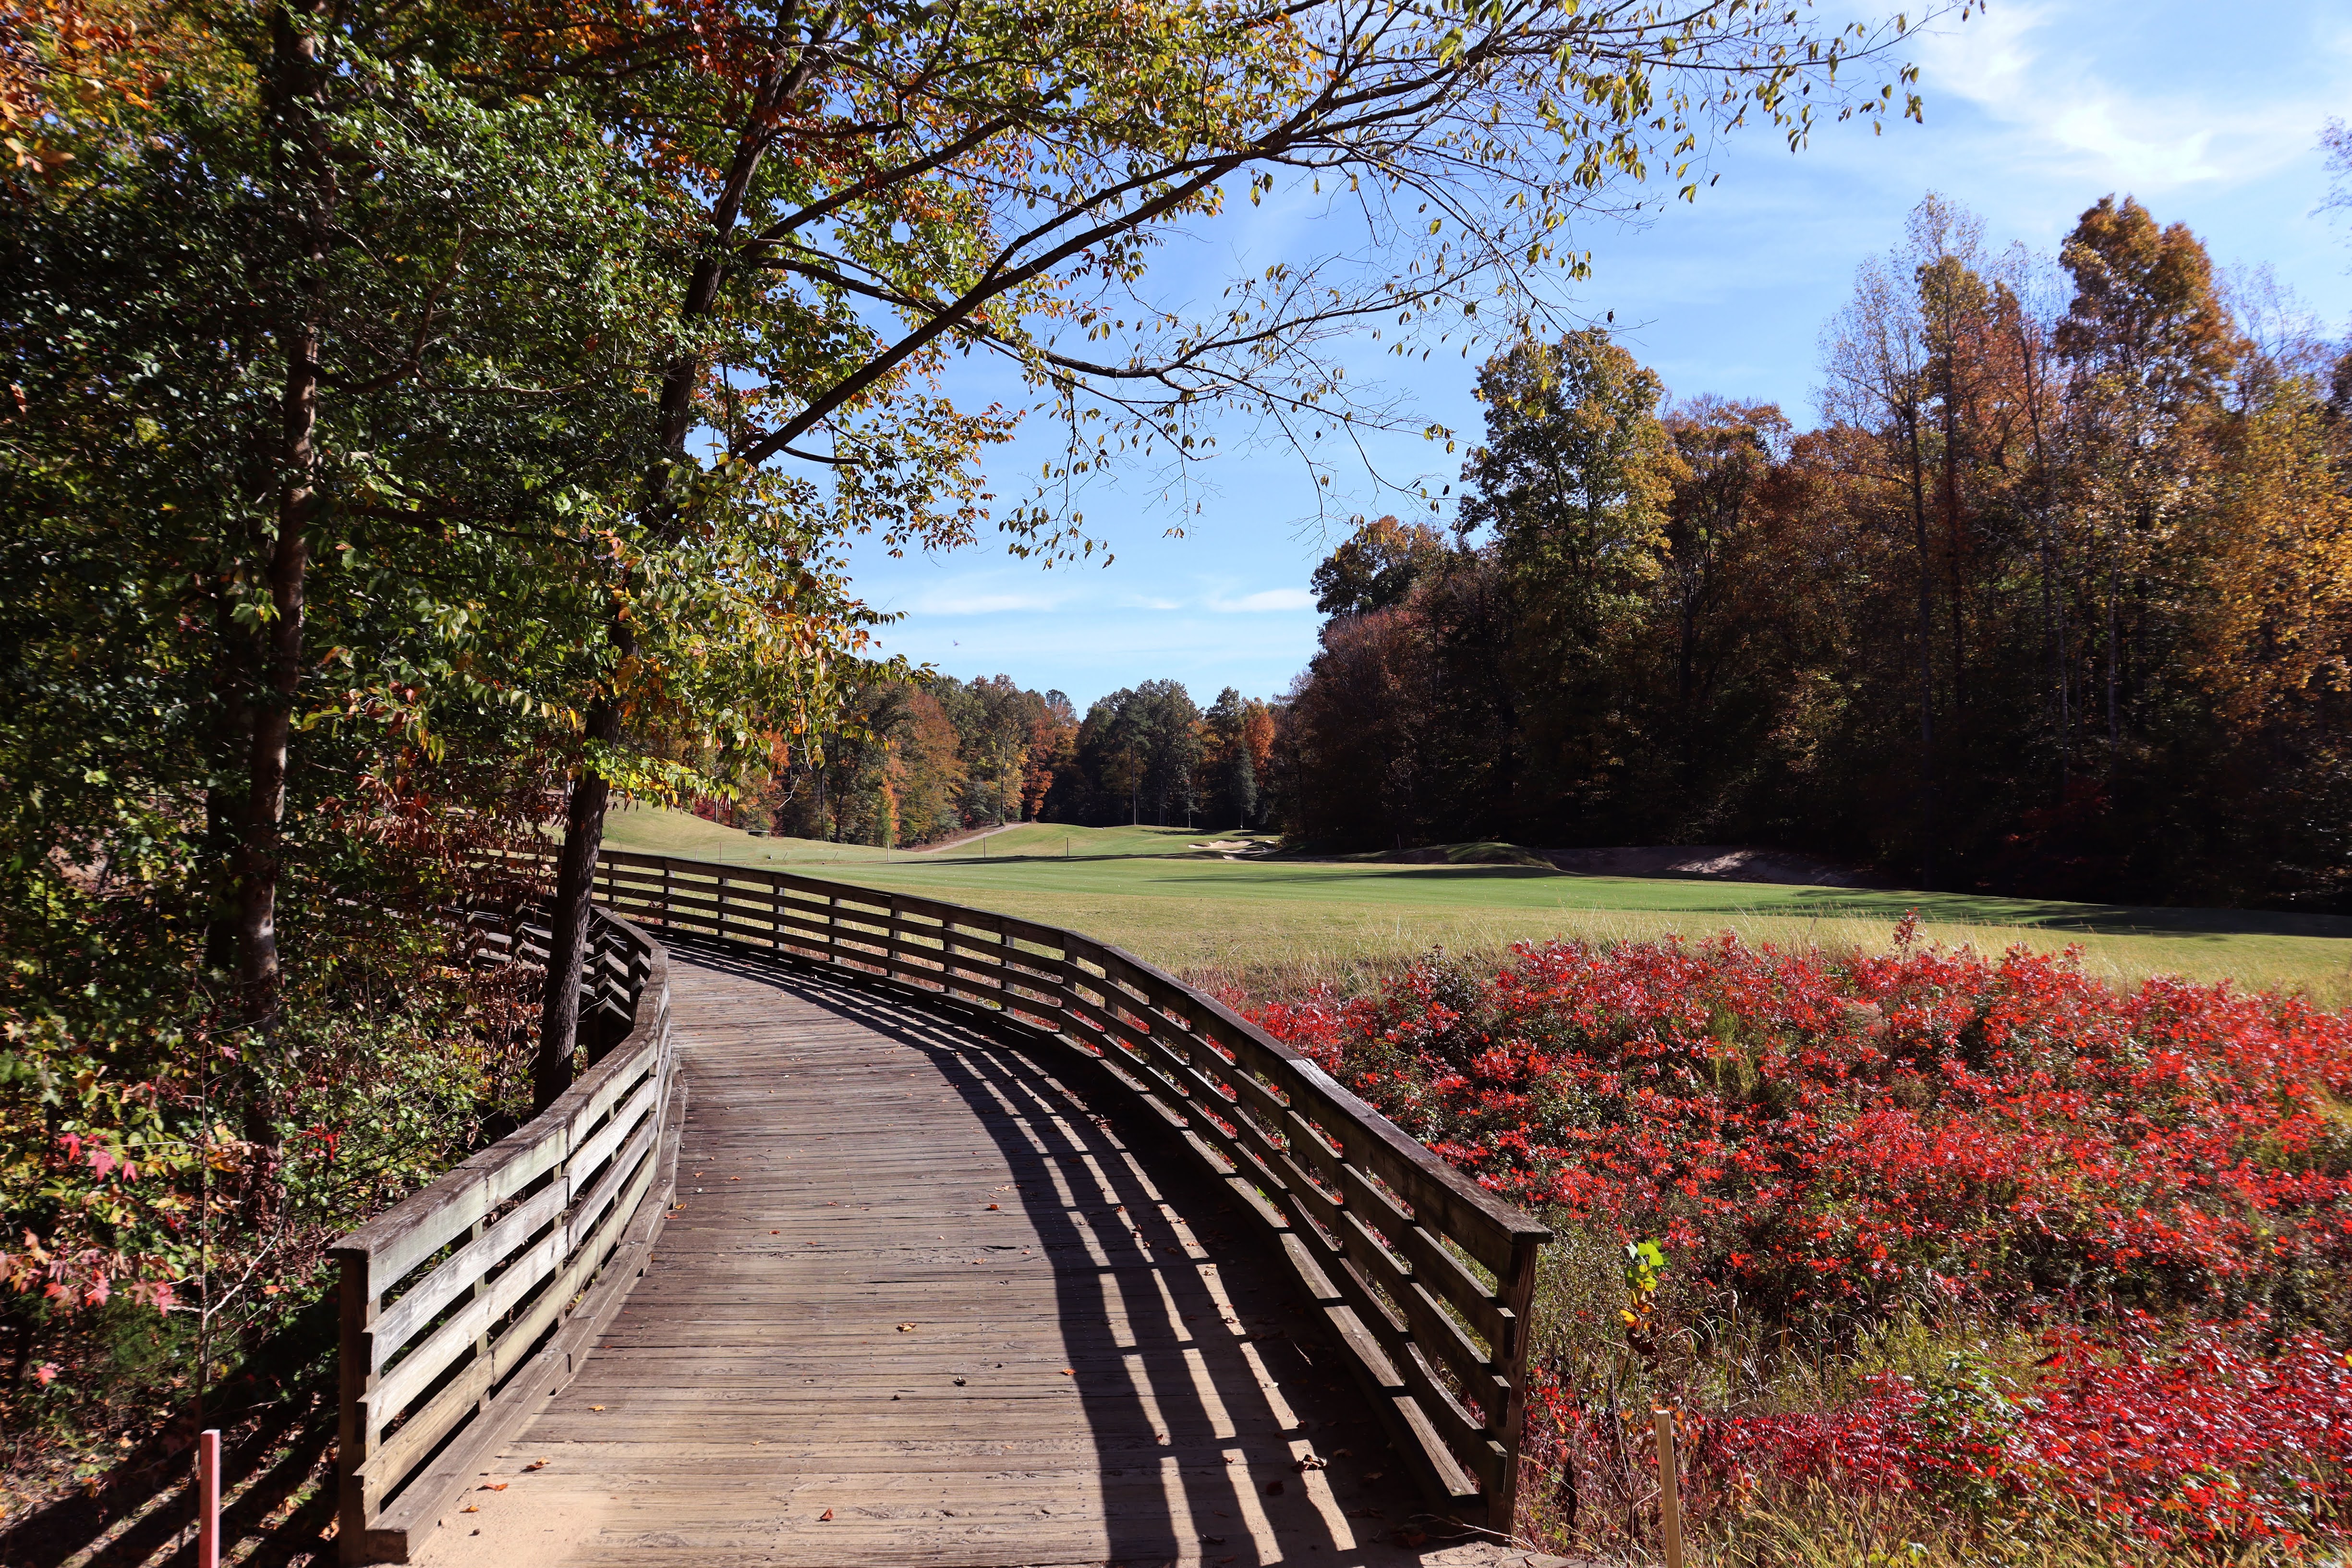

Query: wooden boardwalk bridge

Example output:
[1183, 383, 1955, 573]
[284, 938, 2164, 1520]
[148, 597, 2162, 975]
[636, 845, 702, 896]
[329, 853, 1554, 1568]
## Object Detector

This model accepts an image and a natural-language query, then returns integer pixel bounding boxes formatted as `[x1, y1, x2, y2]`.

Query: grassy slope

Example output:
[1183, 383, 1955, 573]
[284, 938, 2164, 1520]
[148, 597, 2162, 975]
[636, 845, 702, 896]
[601, 805, 2352, 1006]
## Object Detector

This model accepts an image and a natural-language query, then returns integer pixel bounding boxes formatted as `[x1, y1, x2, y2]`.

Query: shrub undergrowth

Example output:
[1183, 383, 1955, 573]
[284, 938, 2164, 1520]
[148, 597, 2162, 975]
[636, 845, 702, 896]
[1237, 924, 2352, 1561]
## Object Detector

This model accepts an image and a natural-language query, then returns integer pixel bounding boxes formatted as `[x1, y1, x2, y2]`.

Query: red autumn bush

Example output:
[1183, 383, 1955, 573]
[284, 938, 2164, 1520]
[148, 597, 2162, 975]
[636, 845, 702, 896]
[1243, 931, 2352, 1552]
[1667, 1318, 2352, 1552]
[1247, 929, 2352, 1327]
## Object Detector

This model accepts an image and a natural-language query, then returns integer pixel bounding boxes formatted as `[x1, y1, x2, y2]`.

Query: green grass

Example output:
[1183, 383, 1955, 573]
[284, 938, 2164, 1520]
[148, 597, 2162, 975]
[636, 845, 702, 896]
[599, 805, 2352, 1007]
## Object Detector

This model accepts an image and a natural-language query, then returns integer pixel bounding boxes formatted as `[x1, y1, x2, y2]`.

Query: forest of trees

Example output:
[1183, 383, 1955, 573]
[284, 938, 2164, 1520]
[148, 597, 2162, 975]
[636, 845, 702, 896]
[1277, 194, 2352, 908]
[694, 675, 1279, 844]
[704, 185, 2352, 907]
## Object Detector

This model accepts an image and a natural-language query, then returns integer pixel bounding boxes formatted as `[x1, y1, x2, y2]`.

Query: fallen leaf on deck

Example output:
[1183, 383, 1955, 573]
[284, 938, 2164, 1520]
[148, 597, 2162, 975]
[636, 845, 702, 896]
[1393, 1527, 1429, 1547]
[521, 1460, 548, 1471]
[987, 1203, 999, 1210]
[818, 1509, 834, 1521]
[1263, 1479, 1285, 1496]
[897, 1323, 918, 1331]
[461, 1506, 479, 1514]
[1292, 1456, 1327, 1471]
[478, 1483, 508, 1492]
[1061, 1368, 1074, 1375]
[589, 1406, 605, 1412]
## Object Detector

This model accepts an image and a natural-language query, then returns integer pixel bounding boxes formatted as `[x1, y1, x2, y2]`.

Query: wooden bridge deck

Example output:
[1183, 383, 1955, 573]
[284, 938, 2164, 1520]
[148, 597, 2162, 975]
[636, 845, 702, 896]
[411, 949, 1532, 1568]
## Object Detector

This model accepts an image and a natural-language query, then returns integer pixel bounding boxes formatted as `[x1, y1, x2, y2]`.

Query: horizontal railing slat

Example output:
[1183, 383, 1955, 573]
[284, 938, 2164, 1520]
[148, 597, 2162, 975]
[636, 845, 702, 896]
[334, 902, 679, 1565]
[569, 839, 1548, 1533]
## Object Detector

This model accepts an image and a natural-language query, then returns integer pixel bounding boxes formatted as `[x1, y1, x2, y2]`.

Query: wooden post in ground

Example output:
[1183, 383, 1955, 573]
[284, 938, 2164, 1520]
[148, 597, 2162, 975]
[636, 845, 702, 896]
[1653, 1408, 1684, 1568]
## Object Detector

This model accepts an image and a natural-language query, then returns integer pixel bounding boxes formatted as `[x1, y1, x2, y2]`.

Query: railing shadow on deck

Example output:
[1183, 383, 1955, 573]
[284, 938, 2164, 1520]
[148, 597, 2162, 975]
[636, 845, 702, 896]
[670, 939, 1504, 1563]
[559, 845, 1553, 1537]
[327, 905, 681, 1566]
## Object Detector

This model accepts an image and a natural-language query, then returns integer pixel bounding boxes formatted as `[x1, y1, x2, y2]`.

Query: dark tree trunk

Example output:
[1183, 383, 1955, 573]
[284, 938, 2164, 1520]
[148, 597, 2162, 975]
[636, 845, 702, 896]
[535, 696, 623, 1107]
[203, 584, 255, 978]
[2105, 559, 2121, 757]
[233, 0, 333, 1213]
[235, 468, 312, 1025]
[1904, 403, 1938, 888]
[530, 59, 800, 1102]
[1940, 380, 1967, 719]
[2012, 307, 2067, 801]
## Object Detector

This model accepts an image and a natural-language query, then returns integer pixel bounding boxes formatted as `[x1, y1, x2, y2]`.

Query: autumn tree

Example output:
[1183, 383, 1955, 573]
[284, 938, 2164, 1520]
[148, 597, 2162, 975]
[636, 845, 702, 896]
[509, 0, 1932, 1074]
[1200, 687, 1273, 829]
[1311, 516, 1452, 618]
[1023, 692, 1081, 822]
[1276, 188, 2345, 906]
[1457, 328, 1681, 832]
[2055, 195, 2237, 760]
[1659, 397, 1790, 791]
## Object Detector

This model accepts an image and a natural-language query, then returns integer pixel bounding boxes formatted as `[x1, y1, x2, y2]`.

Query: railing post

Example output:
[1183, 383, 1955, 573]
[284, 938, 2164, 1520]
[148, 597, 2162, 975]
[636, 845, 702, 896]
[769, 875, 785, 955]
[1487, 1228, 1545, 1533]
[713, 869, 728, 942]
[1654, 1408, 1685, 1568]
[335, 1249, 378, 1564]
[660, 861, 673, 926]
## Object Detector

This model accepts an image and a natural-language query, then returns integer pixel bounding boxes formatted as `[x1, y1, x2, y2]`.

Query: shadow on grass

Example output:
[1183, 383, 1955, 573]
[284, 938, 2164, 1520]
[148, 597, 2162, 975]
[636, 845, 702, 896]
[895, 858, 2352, 946]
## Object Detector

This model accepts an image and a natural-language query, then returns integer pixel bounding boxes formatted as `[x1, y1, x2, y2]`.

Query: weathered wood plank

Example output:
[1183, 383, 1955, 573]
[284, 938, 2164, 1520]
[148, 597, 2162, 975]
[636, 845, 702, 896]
[335, 911, 680, 1565]
[412, 956, 1463, 1568]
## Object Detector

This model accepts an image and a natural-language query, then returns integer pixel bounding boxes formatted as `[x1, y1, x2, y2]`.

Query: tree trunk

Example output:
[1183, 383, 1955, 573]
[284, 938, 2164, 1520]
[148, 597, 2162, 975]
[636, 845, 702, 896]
[235, 466, 312, 1025]
[1940, 384, 1966, 718]
[233, 0, 332, 1213]
[2012, 307, 2066, 801]
[535, 695, 623, 1107]
[202, 583, 255, 979]
[1904, 404, 1938, 888]
[2105, 559, 2121, 758]
[531, 63, 796, 1100]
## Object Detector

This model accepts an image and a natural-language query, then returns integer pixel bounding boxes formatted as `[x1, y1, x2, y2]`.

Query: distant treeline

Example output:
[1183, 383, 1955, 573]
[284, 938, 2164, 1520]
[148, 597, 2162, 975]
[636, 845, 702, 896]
[711, 193, 2351, 904]
[709, 676, 1277, 844]
[1279, 194, 2352, 907]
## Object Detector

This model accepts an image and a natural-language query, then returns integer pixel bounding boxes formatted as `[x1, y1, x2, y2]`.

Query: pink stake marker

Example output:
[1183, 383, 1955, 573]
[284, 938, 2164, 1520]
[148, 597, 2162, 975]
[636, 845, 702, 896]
[197, 1428, 221, 1568]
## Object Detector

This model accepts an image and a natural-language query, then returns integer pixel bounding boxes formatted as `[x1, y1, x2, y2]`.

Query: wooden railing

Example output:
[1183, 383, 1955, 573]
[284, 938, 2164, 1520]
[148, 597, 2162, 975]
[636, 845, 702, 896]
[592, 846, 1552, 1530]
[330, 905, 680, 1565]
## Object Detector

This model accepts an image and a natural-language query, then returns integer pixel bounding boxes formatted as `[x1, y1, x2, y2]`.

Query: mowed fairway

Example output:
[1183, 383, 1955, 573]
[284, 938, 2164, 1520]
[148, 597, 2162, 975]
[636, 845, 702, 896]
[600, 805, 2352, 1007]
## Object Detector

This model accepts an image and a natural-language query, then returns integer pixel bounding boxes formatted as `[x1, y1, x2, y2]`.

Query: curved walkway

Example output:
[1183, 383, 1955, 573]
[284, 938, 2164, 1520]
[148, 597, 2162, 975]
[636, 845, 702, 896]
[414, 950, 1545, 1568]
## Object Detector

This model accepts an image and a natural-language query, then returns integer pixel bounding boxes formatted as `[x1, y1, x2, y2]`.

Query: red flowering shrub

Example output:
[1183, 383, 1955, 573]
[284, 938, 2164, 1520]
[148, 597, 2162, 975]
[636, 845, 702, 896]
[1661, 1319, 2352, 1552]
[1241, 933, 2352, 1552]
[1249, 932, 2352, 1325]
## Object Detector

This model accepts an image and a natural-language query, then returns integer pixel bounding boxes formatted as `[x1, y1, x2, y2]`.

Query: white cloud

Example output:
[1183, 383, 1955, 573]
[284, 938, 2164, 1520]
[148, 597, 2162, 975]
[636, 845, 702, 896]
[1912, 1, 2338, 194]
[1215, 587, 1318, 612]
[907, 588, 1067, 616]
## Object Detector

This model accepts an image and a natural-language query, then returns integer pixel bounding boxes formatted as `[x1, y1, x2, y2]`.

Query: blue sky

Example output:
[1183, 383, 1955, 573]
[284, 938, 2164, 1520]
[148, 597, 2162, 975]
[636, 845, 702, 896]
[838, 0, 2352, 713]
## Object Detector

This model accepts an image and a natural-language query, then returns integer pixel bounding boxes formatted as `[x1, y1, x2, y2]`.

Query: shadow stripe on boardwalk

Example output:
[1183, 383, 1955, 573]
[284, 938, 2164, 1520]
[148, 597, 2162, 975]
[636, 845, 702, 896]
[411, 950, 1542, 1568]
